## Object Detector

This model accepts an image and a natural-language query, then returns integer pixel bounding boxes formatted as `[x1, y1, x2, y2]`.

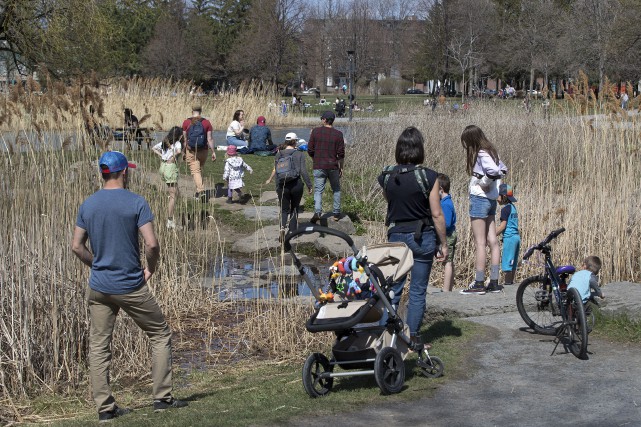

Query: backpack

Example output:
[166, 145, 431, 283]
[382, 165, 431, 200]
[275, 151, 299, 182]
[187, 118, 207, 149]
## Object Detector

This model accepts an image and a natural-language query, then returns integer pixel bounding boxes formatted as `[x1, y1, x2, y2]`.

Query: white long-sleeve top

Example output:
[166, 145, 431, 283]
[469, 150, 507, 200]
[223, 156, 253, 190]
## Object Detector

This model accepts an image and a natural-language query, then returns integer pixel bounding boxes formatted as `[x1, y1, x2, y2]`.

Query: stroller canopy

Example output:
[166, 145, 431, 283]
[360, 242, 413, 282]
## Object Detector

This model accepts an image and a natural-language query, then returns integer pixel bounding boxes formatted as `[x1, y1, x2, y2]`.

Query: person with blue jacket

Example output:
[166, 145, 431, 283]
[496, 183, 520, 287]
[568, 256, 604, 304]
[438, 174, 457, 292]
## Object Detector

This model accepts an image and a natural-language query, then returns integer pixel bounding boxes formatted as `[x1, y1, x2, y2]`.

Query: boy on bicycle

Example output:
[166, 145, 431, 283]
[496, 184, 520, 287]
[567, 256, 605, 304]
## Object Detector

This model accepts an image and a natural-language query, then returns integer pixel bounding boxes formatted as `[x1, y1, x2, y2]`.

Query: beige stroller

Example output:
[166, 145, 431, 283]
[284, 225, 444, 397]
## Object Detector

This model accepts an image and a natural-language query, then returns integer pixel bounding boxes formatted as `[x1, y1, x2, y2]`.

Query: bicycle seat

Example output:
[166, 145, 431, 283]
[556, 265, 576, 275]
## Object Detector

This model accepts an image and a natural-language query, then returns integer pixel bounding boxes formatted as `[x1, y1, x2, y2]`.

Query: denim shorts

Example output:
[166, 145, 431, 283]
[469, 194, 497, 218]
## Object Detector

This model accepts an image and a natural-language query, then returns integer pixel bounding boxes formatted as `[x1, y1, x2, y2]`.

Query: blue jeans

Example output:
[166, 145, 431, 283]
[313, 169, 341, 214]
[226, 136, 248, 147]
[381, 230, 436, 336]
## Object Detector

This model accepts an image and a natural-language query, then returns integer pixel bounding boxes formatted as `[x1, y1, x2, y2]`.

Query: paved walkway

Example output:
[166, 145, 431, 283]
[286, 282, 641, 427]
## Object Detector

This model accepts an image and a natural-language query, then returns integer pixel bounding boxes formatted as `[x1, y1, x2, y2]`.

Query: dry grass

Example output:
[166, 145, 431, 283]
[0, 77, 307, 146]
[2, 76, 641, 422]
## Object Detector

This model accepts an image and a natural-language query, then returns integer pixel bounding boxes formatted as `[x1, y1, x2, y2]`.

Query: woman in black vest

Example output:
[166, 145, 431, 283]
[378, 127, 447, 345]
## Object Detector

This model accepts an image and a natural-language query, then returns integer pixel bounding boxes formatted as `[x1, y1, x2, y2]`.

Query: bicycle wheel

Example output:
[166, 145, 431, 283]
[565, 287, 588, 359]
[516, 275, 560, 335]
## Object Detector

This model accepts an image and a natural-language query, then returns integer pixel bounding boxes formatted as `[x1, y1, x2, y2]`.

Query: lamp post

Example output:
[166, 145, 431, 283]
[347, 50, 355, 122]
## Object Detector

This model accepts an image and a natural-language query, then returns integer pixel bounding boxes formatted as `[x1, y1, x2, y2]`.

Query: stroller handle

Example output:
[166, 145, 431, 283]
[284, 225, 356, 252]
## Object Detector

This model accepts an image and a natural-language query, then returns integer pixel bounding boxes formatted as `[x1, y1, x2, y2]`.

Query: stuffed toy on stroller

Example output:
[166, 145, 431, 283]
[284, 225, 444, 397]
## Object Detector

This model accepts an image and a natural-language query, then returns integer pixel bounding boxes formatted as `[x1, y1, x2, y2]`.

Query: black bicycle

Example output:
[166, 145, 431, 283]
[516, 228, 589, 359]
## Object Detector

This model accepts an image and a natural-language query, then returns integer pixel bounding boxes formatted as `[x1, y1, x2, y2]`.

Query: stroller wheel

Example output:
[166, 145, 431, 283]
[374, 347, 405, 395]
[302, 353, 334, 398]
[417, 353, 444, 378]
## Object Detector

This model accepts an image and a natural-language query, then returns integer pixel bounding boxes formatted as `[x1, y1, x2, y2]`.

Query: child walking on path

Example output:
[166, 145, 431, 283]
[496, 183, 520, 286]
[568, 256, 604, 304]
[438, 174, 457, 292]
[460, 125, 507, 295]
[223, 145, 253, 203]
[152, 127, 182, 229]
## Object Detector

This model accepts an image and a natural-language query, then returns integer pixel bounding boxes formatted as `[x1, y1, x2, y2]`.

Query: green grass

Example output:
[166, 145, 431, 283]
[175, 152, 278, 200]
[38, 319, 487, 426]
[591, 307, 641, 343]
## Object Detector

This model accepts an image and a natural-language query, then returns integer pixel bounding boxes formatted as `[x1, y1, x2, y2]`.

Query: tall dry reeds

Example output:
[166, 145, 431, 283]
[342, 98, 641, 286]
[2, 76, 641, 420]
[0, 145, 231, 415]
[0, 77, 305, 141]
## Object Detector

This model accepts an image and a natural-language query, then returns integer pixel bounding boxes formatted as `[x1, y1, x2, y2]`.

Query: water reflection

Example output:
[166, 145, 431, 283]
[206, 255, 316, 301]
[216, 282, 313, 301]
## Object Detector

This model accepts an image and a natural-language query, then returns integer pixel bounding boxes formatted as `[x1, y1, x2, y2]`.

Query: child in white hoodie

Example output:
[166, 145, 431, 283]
[223, 145, 253, 203]
[460, 125, 507, 295]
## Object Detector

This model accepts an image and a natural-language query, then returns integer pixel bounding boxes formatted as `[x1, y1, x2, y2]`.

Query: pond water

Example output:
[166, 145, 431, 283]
[205, 255, 319, 301]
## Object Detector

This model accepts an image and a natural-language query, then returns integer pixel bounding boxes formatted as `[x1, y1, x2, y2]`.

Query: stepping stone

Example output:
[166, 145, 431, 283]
[243, 206, 280, 221]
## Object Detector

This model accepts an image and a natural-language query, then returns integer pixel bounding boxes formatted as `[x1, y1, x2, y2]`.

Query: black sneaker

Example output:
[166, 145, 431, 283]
[460, 281, 486, 295]
[332, 213, 341, 222]
[226, 197, 233, 204]
[486, 281, 503, 293]
[153, 397, 188, 412]
[98, 406, 131, 422]
[310, 212, 321, 224]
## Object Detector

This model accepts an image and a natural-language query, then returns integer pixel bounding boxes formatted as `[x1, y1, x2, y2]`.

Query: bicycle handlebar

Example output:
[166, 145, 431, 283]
[522, 227, 566, 260]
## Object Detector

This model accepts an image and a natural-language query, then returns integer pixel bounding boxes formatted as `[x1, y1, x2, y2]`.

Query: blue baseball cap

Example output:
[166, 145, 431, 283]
[98, 151, 136, 174]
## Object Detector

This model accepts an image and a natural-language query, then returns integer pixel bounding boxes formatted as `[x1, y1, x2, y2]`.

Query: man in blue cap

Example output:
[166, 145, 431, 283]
[71, 151, 187, 422]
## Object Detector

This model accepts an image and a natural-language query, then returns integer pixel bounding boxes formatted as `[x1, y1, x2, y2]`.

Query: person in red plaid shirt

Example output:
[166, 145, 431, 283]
[308, 110, 345, 222]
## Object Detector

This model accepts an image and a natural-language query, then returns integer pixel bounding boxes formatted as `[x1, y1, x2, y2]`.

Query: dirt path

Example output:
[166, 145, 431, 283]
[286, 284, 641, 427]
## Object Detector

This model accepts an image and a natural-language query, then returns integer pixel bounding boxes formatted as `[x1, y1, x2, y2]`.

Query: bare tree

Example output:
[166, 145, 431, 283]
[231, 0, 305, 86]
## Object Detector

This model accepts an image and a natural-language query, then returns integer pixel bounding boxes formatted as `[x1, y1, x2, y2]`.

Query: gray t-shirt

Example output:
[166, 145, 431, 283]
[76, 188, 154, 294]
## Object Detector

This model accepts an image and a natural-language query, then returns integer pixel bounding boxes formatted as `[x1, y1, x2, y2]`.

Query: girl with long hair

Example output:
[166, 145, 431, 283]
[460, 125, 507, 294]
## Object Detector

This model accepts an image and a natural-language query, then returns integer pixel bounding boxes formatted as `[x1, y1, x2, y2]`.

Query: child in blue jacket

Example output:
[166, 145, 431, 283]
[438, 174, 457, 292]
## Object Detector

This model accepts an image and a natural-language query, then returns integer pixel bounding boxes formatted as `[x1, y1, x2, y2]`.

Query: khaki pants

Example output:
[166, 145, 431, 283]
[89, 285, 172, 413]
[185, 148, 209, 194]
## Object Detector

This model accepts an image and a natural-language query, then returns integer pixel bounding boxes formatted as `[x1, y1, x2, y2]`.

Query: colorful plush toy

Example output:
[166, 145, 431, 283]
[318, 288, 334, 302]
[346, 279, 362, 296]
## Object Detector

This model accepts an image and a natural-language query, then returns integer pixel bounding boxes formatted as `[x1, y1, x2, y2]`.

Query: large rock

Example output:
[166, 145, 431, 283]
[296, 212, 356, 235]
[259, 191, 279, 204]
[598, 282, 641, 319]
[243, 206, 281, 221]
[315, 235, 366, 258]
[257, 190, 306, 206]
[230, 222, 364, 258]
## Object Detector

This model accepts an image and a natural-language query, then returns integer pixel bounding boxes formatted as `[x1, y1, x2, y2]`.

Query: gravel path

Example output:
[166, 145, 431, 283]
[287, 282, 641, 427]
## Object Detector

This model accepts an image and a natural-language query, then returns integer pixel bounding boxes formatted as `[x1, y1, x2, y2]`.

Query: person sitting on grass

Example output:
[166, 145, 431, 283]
[568, 256, 605, 304]
[248, 116, 276, 153]
[496, 183, 520, 287]
[223, 145, 253, 204]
